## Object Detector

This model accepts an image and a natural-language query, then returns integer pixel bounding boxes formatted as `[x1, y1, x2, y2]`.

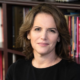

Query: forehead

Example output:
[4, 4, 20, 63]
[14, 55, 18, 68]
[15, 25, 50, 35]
[34, 12, 54, 21]
[33, 12, 56, 28]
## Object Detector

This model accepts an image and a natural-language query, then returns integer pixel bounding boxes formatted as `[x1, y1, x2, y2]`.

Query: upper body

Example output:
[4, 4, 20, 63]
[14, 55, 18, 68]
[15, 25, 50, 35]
[6, 3, 80, 80]
[6, 59, 80, 80]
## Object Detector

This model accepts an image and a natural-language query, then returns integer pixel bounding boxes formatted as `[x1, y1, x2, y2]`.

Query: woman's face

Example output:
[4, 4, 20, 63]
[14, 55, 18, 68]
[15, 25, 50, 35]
[27, 12, 60, 56]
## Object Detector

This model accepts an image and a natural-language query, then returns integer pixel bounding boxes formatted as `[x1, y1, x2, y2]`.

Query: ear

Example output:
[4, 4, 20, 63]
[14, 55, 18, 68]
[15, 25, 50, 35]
[27, 33, 31, 40]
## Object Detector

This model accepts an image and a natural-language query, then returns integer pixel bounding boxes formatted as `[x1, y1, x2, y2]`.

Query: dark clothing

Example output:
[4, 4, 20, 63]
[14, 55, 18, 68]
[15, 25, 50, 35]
[6, 59, 80, 80]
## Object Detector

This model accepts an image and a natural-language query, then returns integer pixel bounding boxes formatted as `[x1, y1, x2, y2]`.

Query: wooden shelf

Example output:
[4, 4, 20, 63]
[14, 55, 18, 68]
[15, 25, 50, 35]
[0, 0, 80, 9]
[7, 49, 25, 56]
[0, 48, 4, 51]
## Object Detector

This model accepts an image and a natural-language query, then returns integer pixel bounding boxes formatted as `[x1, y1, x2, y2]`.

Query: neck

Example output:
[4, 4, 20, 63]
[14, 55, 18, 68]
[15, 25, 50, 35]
[32, 52, 62, 68]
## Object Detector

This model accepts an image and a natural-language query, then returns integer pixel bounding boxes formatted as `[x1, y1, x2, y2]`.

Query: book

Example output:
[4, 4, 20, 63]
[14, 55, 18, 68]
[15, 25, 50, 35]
[71, 16, 74, 58]
[0, 7, 3, 48]
[65, 0, 79, 2]
[0, 51, 3, 80]
[64, 15, 71, 56]
[78, 17, 80, 58]
[55, 0, 79, 2]
[74, 16, 77, 57]
[23, 7, 32, 21]
[12, 6, 15, 49]
[2, 54, 5, 80]
[23, 7, 30, 22]
[12, 53, 16, 63]
[76, 16, 79, 58]
[1, 7, 4, 47]
[68, 16, 72, 56]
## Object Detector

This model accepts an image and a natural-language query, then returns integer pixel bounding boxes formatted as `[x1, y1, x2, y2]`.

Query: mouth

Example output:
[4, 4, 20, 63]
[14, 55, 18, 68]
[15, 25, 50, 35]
[37, 43, 49, 46]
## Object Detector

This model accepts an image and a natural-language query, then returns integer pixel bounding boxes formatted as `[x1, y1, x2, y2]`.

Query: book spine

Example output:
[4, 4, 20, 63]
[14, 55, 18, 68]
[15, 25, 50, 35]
[76, 17, 79, 58]
[74, 16, 77, 57]
[78, 17, 80, 58]
[1, 7, 4, 47]
[68, 16, 71, 56]
[0, 51, 3, 80]
[2, 54, 5, 80]
[12, 54, 16, 63]
[12, 6, 15, 48]
[71, 16, 74, 58]
[0, 7, 3, 48]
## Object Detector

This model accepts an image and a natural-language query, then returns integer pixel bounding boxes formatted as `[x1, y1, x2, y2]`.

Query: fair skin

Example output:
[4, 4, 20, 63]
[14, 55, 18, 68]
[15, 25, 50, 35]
[27, 12, 62, 68]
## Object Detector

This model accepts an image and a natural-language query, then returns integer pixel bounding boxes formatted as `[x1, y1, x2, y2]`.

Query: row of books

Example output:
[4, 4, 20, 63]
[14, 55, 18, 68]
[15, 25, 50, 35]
[65, 13, 80, 58]
[27, 0, 79, 2]
[55, 0, 79, 2]
[0, 7, 3, 48]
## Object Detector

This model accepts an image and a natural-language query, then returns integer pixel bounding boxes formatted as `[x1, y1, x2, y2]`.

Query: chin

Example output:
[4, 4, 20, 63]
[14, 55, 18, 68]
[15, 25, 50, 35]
[33, 48, 50, 55]
[37, 51, 49, 55]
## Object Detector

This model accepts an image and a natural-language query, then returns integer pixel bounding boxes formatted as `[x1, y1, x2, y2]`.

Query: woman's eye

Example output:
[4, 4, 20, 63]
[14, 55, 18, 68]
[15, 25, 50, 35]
[50, 30, 56, 33]
[35, 28, 40, 31]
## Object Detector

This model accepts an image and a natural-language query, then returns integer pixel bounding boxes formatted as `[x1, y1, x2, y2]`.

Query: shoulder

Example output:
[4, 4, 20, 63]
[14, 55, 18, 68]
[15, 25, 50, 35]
[62, 59, 80, 70]
[9, 59, 32, 71]
[8, 59, 31, 69]
[6, 59, 31, 80]
[62, 59, 80, 80]
[14, 59, 31, 67]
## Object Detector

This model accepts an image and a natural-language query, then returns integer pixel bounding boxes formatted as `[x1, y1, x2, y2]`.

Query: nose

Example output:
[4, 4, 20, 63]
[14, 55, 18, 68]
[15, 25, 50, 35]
[41, 30, 47, 40]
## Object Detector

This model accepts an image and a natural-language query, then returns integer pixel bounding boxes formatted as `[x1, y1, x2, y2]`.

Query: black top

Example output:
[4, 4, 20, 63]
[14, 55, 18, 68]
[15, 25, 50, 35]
[6, 59, 80, 80]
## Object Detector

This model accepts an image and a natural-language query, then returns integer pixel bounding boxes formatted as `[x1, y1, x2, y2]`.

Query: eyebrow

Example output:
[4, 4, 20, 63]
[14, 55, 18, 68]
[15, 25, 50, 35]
[34, 26, 57, 30]
[48, 28, 57, 30]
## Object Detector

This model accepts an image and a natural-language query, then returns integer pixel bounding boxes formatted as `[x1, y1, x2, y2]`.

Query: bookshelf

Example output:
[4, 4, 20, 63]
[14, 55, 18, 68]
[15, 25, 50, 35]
[0, 0, 80, 80]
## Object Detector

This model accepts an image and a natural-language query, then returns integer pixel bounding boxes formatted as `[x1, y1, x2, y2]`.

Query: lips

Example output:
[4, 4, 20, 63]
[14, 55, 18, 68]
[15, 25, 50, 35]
[38, 43, 49, 46]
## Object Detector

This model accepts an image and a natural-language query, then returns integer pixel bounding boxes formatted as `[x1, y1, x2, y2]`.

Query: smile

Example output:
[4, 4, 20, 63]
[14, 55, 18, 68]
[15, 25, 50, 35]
[38, 43, 49, 46]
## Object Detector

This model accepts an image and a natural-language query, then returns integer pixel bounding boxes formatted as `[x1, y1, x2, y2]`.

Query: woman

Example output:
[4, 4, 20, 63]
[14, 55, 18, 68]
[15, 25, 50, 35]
[6, 3, 80, 80]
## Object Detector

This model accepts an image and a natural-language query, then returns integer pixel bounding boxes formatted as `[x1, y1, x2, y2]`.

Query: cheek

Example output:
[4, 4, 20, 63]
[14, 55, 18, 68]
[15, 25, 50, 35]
[30, 35, 39, 50]
[49, 35, 59, 43]
[30, 35, 39, 44]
